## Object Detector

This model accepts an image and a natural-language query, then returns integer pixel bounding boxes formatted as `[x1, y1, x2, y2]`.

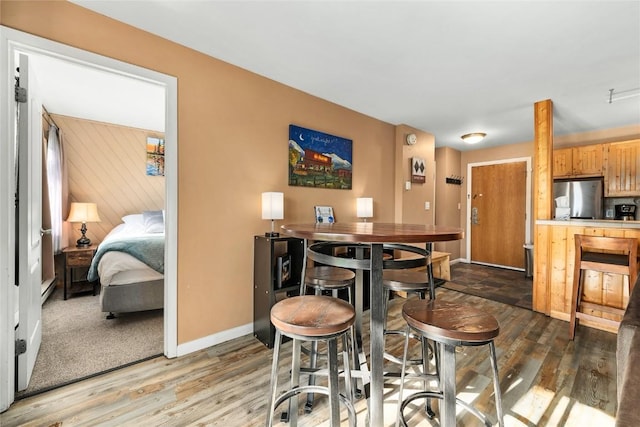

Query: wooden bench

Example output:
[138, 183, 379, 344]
[431, 251, 451, 281]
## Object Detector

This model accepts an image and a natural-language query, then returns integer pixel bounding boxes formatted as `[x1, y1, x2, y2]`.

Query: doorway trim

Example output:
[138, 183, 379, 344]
[465, 156, 532, 266]
[0, 26, 178, 410]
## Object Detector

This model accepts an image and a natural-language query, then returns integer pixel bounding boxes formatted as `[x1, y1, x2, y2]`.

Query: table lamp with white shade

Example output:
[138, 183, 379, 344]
[262, 192, 284, 237]
[356, 197, 373, 222]
[66, 202, 101, 247]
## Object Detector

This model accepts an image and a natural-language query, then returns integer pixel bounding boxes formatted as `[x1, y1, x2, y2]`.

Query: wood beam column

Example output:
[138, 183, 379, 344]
[533, 99, 553, 314]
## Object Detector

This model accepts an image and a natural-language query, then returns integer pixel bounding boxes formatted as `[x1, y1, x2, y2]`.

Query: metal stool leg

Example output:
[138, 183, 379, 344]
[266, 330, 282, 427]
[327, 336, 341, 426]
[396, 325, 411, 427]
[305, 288, 322, 412]
[489, 341, 504, 427]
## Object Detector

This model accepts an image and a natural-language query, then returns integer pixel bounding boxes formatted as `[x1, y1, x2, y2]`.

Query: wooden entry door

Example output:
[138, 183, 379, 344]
[470, 161, 526, 268]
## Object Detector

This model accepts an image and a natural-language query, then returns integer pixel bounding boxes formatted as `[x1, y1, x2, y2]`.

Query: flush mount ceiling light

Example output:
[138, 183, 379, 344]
[461, 132, 486, 144]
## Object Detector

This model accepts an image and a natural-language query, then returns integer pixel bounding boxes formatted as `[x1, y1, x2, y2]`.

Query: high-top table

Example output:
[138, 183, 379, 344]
[281, 222, 464, 426]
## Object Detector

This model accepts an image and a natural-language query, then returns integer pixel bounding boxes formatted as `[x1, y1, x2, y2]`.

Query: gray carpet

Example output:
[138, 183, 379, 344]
[17, 286, 163, 398]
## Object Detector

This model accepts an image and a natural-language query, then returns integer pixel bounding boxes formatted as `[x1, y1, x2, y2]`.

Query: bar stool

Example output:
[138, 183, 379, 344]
[381, 244, 435, 367]
[382, 269, 432, 365]
[305, 265, 356, 299]
[569, 235, 638, 340]
[396, 300, 503, 427]
[266, 295, 357, 427]
[301, 265, 357, 412]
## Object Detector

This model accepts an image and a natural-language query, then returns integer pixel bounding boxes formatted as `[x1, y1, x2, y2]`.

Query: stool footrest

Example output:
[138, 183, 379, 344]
[398, 391, 492, 427]
[579, 301, 625, 317]
[575, 311, 622, 328]
[273, 385, 356, 426]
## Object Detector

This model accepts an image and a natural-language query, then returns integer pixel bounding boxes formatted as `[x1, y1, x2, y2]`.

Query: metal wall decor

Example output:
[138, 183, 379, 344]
[411, 157, 426, 184]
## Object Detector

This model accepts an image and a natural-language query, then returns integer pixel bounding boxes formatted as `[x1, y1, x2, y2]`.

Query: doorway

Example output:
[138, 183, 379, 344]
[467, 158, 531, 269]
[0, 26, 178, 410]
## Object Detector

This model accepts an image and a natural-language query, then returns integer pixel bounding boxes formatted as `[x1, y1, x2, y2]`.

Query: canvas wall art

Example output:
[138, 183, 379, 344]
[146, 136, 165, 176]
[288, 124, 352, 189]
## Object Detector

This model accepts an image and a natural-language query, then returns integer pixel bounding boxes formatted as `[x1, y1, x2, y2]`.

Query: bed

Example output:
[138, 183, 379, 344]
[88, 211, 165, 318]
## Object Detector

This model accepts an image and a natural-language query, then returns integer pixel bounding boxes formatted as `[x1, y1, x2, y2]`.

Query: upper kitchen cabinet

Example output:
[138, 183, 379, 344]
[553, 144, 604, 178]
[603, 139, 640, 196]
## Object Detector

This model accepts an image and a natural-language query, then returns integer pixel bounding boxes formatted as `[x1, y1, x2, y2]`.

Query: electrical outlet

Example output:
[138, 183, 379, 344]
[425, 201, 430, 210]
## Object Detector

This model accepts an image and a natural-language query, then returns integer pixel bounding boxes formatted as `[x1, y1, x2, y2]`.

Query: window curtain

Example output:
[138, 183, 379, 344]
[46, 123, 64, 253]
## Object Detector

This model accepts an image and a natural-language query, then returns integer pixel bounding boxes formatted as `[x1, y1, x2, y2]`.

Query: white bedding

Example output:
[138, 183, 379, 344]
[97, 218, 164, 286]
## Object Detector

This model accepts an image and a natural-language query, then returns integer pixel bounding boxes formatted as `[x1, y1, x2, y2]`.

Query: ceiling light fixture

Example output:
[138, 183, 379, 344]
[461, 132, 486, 144]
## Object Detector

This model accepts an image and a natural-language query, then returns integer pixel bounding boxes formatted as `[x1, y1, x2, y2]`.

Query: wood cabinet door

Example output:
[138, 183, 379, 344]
[553, 148, 573, 178]
[604, 140, 640, 196]
[573, 144, 603, 177]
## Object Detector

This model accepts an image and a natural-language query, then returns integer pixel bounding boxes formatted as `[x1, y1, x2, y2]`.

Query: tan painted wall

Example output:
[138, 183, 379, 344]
[50, 115, 165, 246]
[393, 126, 435, 225]
[434, 147, 462, 258]
[1, 1, 400, 344]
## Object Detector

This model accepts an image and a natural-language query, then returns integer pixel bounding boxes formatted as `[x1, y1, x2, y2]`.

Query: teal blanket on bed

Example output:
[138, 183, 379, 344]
[88, 236, 164, 282]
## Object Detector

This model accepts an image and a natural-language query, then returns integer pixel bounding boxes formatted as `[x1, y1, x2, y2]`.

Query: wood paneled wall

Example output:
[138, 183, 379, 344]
[51, 114, 164, 246]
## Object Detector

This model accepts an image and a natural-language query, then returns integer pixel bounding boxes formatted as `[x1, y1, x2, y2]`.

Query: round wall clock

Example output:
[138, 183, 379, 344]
[406, 133, 417, 145]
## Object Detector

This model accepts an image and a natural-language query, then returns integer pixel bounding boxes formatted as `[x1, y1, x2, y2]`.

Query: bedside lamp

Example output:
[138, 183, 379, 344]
[67, 202, 101, 247]
[356, 197, 373, 222]
[262, 192, 284, 237]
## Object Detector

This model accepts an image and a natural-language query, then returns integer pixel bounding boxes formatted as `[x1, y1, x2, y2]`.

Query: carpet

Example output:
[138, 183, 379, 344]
[442, 263, 533, 310]
[17, 286, 163, 398]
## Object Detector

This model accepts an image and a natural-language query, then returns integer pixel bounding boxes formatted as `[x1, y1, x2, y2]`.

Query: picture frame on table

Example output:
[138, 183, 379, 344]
[314, 206, 335, 224]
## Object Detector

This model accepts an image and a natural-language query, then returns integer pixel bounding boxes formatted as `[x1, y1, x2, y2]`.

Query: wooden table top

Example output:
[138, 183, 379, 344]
[281, 222, 464, 243]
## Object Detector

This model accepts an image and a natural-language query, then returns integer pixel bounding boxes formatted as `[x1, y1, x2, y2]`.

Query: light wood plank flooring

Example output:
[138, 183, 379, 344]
[1, 288, 617, 426]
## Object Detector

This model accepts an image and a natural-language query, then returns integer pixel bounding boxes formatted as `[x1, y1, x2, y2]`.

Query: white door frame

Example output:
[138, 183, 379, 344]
[0, 26, 178, 411]
[465, 156, 532, 266]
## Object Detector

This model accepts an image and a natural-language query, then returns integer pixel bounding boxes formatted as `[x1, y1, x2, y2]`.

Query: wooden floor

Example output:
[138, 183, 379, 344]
[1, 288, 617, 427]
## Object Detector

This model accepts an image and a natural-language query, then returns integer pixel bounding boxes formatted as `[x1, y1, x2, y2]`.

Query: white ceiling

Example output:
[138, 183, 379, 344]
[54, 1, 640, 150]
[29, 54, 165, 132]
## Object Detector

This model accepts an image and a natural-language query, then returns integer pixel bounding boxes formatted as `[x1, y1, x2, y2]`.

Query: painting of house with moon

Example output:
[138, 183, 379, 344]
[288, 124, 352, 189]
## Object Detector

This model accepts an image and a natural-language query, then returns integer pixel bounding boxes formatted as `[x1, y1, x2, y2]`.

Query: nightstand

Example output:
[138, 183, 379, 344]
[63, 244, 98, 300]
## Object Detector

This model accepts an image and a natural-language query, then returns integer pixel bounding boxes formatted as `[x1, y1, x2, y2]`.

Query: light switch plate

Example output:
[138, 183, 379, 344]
[425, 201, 430, 210]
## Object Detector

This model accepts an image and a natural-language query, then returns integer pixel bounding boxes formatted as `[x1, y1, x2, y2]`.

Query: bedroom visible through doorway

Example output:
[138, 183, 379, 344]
[1, 27, 177, 408]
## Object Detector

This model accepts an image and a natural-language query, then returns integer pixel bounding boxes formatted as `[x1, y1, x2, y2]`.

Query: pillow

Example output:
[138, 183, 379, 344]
[143, 210, 164, 233]
[121, 214, 144, 226]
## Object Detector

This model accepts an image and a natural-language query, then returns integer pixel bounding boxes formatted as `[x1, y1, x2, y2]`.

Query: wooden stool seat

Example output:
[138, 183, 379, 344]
[383, 270, 430, 293]
[402, 299, 500, 343]
[569, 234, 638, 340]
[270, 295, 355, 338]
[305, 266, 355, 290]
[397, 300, 503, 427]
[267, 295, 357, 426]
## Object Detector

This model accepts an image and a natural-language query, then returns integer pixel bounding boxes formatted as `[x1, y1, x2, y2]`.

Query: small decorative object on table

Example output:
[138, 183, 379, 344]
[314, 205, 334, 223]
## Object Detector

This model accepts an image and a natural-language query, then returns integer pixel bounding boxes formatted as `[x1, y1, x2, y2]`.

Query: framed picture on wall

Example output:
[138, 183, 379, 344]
[288, 124, 352, 189]
[146, 136, 165, 176]
[411, 157, 426, 184]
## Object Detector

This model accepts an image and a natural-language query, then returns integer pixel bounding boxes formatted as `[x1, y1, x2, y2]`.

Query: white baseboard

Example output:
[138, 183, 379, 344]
[176, 322, 253, 357]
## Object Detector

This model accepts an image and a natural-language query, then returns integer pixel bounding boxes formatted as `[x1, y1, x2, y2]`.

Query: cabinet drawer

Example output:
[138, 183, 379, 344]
[67, 252, 94, 267]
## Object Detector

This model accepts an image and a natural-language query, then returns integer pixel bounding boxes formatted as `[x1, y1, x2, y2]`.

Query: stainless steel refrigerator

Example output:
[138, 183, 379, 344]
[553, 178, 603, 219]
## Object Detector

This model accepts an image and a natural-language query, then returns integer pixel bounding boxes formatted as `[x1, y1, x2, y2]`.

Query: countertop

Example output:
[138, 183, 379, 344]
[536, 219, 640, 229]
